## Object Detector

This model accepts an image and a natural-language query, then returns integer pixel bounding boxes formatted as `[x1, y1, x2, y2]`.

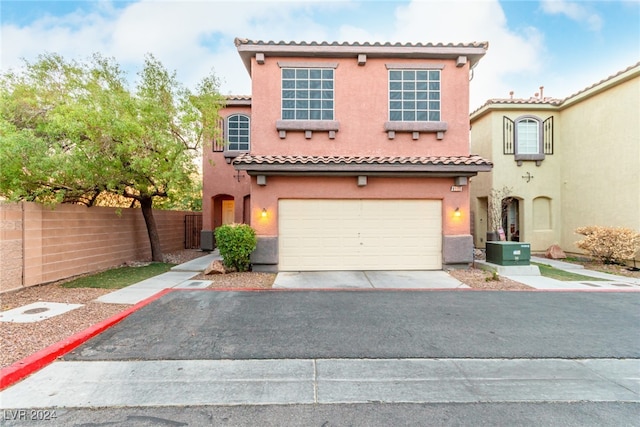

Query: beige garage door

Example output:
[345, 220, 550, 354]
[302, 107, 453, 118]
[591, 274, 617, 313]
[278, 199, 442, 271]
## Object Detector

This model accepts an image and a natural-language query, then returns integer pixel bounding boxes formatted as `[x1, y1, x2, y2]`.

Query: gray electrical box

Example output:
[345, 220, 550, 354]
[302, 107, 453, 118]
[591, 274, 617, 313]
[200, 230, 215, 251]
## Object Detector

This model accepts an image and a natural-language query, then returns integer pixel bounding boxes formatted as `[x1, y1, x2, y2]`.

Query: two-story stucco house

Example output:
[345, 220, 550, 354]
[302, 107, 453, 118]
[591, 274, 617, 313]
[203, 38, 492, 272]
[469, 62, 639, 259]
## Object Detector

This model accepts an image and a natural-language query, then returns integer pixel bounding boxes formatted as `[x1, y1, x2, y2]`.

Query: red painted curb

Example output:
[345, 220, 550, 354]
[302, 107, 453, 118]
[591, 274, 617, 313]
[173, 287, 639, 293]
[177, 287, 640, 293]
[0, 288, 174, 390]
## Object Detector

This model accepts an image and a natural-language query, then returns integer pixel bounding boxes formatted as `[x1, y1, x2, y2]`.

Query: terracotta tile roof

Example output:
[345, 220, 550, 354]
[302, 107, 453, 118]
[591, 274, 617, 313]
[234, 154, 491, 166]
[478, 97, 563, 107]
[472, 61, 640, 115]
[234, 38, 489, 50]
[225, 95, 251, 101]
[563, 61, 639, 100]
[233, 154, 492, 176]
[223, 95, 251, 106]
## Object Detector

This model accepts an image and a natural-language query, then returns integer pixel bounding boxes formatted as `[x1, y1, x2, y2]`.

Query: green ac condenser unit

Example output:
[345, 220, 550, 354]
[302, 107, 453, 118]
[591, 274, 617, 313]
[486, 242, 531, 266]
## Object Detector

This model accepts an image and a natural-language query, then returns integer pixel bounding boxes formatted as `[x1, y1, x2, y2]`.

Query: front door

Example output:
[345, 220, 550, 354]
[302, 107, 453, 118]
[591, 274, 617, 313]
[504, 198, 520, 241]
[222, 200, 235, 225]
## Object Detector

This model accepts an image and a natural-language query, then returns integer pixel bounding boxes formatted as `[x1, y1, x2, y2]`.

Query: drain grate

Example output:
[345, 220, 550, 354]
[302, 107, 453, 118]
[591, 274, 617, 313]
[610, 283, 631, 287]
[581, 283, 601, 287]
[173, 280, 212, 289]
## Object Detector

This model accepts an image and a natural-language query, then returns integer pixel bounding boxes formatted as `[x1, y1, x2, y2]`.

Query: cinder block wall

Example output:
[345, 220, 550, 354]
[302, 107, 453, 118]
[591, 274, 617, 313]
[0, 203, 23, 292]
[1, 202, 193, 293]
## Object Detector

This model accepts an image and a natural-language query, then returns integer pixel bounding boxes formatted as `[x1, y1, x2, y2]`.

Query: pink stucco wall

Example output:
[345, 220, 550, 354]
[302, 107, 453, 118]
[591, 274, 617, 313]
[245, 54, 473, 239]
[202, 105, 251, 230]
[250, 176, 470, 237]
[250, 56, 471, 157]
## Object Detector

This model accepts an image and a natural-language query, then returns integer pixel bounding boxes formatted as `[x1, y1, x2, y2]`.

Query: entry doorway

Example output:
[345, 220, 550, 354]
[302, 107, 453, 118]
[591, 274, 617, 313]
[212, 194, 235, 229]
[503, 197, 520, 241]
[222, 200, 235, 225]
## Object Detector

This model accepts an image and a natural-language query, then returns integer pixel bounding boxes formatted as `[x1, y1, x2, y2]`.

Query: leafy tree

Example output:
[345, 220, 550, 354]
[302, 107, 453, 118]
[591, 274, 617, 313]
[0, 53, 223, 261]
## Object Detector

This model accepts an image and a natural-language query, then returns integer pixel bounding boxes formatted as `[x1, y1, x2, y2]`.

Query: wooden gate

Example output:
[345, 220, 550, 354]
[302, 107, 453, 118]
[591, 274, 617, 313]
[184, 214, 202, 249]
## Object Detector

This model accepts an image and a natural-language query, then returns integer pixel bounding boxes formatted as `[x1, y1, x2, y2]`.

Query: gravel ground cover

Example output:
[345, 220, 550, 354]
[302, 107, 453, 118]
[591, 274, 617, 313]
[2, 249, 636, 368]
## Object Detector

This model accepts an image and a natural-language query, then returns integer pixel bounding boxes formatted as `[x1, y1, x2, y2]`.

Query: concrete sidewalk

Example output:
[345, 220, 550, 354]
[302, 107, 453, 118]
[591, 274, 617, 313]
[505, 256, 640, 291]
[95, 251, 639, 300]
[2, 358, 638, 408]
[96, 251, 221, 305]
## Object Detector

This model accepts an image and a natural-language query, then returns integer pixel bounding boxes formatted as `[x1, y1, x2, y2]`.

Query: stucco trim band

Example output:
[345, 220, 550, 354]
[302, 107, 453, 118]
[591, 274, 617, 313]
[277, 61, 339, 69]
[385, 63, 445, 70]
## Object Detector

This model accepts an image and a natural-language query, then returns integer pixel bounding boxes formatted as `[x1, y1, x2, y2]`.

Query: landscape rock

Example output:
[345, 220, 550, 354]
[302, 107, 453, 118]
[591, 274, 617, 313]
[204, 260, 227, 275]
[545, 244, 567, 259]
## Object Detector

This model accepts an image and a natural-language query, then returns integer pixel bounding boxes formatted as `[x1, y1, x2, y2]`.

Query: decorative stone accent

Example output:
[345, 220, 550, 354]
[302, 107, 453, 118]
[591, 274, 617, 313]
[204, 259, 228, 275]
[545, 244, 567, 259]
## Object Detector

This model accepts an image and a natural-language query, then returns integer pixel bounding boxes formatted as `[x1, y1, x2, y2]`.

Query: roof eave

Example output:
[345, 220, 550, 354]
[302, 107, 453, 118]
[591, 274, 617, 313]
[470, 102, 560, 122]
[234, 163, 492, 176]
[236, 40, 488, 75]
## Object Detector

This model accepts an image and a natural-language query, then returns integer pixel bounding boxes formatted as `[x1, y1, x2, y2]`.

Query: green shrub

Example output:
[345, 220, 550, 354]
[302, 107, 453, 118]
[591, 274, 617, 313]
[575, 226, 640, 264]
[215, 223, 257, 272]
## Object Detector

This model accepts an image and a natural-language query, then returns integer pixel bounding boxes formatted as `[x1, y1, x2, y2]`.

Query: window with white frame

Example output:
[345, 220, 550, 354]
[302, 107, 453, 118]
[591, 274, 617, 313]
[515, 118, 539, 154]
[282, 68, 334, 120]
[226, 114, 250, 151]
[389, 69, 440, 121]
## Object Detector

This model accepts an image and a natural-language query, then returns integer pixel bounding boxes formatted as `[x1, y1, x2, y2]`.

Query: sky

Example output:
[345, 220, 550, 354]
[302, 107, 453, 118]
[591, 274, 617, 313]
[1, 0, 639, 111]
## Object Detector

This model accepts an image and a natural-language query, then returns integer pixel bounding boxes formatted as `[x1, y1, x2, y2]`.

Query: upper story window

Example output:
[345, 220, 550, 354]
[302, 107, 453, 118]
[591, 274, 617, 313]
[503, 115, 554, 166]
[226, 114, 250, 151]
[389, 69, 440, 122]
[282, 68, 334, 120]
[516, 118, 539, 154]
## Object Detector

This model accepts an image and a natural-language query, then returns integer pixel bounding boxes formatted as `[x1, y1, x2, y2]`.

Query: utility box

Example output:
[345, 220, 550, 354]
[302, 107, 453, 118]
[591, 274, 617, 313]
[486, 242, 531, 266]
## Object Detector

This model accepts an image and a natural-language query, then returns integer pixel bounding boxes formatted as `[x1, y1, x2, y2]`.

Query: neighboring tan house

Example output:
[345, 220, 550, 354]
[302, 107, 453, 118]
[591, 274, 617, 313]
[469, 62, 639, 258]
[203, 38, 492, 272]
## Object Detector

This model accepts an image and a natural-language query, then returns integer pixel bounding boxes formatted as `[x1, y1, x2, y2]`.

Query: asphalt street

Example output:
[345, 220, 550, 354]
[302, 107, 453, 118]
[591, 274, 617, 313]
[66, 290, 640, 360]
[3, 403, 639, 426]
[2, 289, 639, 426]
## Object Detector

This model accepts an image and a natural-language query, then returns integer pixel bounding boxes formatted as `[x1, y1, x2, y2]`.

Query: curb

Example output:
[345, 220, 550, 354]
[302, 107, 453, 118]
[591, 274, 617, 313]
[0, 288, 173, 391]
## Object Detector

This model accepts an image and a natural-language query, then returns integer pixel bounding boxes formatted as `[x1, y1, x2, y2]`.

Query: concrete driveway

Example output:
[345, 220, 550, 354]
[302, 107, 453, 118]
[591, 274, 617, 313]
[273, 270, 468, 289]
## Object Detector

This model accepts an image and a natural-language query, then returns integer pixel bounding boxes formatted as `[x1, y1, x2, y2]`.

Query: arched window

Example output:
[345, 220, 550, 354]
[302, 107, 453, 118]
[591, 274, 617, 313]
[503, 115, 553, 166]
[516, 118, 540, 155]
[226, 114, 250, 151]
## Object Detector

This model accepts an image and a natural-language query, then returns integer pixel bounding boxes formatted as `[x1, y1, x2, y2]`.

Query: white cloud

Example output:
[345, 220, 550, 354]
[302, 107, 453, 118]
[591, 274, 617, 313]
[540, 0, 603, 31]
[1, 0, 551, 108]
[1, 1, 345, 93]
[390, 0, 546, 108]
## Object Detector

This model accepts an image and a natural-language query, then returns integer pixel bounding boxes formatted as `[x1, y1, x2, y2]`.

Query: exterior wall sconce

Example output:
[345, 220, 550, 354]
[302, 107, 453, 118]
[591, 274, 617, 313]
[454, 207, 461, 217]
[261, 208, 267, 218]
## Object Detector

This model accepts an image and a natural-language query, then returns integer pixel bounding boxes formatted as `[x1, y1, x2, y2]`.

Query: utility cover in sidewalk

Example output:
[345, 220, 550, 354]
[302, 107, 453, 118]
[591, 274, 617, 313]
[0, 302, 83, 323]
[173, 280, 212, 289]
